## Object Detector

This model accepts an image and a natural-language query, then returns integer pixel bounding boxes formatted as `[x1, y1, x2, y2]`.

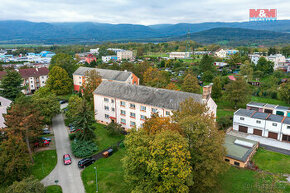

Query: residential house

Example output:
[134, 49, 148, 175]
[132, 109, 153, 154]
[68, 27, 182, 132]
[215, 48, 227, 58]
[0, 67, 49, 94]
[247, 102, 290, 117]
[93, 81, 217, 130]
[117, 50, 133, 61]
[249, 54, 261, 65]
[102, 56, 118, 63]
[0, 96, 12, 129]
[90, 48, 99, 54]
[233, 108, 290, 142]
[224, 135, 259, 168]
[85, 54, 97, 64]
[267, 54, 286, 70]
[73, 67, 139, 91]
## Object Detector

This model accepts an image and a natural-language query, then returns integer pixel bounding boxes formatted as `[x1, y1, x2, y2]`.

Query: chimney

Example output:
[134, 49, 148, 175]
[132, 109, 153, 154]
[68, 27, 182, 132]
[202, 83, 213, 100]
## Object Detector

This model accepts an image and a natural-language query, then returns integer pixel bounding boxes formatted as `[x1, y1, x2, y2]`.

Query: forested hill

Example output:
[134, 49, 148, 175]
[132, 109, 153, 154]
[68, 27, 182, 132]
[0, 20, 289, 45]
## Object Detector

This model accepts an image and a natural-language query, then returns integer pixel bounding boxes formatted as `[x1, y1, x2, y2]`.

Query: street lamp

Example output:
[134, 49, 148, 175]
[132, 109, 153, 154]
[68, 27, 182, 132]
[94, 167, 98, 193]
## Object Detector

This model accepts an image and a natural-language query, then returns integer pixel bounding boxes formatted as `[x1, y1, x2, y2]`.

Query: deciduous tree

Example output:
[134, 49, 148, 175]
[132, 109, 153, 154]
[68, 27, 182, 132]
[278, 81, 290, 104]
[46, 66, 73, 95]
[240, 60, 254, 81]
[49, 53, 78, 77]
[0, 70, 23, 100]
[212, 76, 222, 100]
[82, 70, 102, 102]
[256, 57, 274, 75]
[165, 82, 179, 90]
[199, 54, 214, 73]
[123, 129, 192, 193]
[5, 176, 45, 193]
[181, 74, 200, 94]
[67, 95, 84, 120]
[223, 76, 251, 109]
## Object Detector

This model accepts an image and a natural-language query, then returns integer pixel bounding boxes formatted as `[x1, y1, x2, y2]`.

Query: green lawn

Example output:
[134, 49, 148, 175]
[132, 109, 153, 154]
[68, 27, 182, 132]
[81, 148, 127, 193]
[93, 123, 125, 153]
[45, 185, 62, 193]
[31, 150, 57, 180]
[251, 96, 289, 106]
[217, 108, 234, 118]
[253, 148, 290, 174]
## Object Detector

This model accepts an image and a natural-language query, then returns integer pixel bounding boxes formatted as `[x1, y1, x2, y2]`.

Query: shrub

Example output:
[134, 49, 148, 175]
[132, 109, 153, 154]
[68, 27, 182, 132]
[71, 140, 98, 158]
[69, 133, 76, 140]
[6, 176, 45, 193]
[217, 115, 233, 130]
[106, 122, 124, 136]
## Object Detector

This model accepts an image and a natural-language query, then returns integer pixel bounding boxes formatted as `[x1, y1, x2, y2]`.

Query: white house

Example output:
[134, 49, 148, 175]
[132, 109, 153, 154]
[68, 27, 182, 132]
[169, 52, 191, 59]
[267, 54, 286, 70]
[215, 49, 227, 58]
[249, 54, 261, 65]
[233, 109, 290, 142]
[93, 81, 217, 130]
[0, 96, 12, 129]
[101, 55, 118, 63]
[90, 48, 99, 54]
[73, 67, 139, 91]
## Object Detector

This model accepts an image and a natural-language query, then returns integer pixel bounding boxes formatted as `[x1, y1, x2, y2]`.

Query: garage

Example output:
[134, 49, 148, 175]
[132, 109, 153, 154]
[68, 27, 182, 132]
[282, 134, 290, 142]
[239, 125, 248, 133]
[268, 132, 278, 140]
[253, 129, 262, 136]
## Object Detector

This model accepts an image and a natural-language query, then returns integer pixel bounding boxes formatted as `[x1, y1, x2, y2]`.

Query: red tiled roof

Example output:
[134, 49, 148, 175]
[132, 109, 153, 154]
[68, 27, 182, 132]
[19, 67, 49, 78]
[228, 75, 236, 81]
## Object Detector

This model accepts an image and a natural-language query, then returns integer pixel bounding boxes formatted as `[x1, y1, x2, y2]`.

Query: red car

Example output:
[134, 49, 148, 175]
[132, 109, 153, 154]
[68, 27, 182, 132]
[63, 154, 72, 165]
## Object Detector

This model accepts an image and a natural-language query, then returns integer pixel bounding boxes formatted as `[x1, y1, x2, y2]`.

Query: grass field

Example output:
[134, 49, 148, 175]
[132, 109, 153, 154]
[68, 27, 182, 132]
[45, 185, 62, 193]
[253, 148, 290, 174]
[93, 123, 125, 153]
[81, 148, 127, 193]
[31, 150, 57, 180]
[251, 96, 289, 106]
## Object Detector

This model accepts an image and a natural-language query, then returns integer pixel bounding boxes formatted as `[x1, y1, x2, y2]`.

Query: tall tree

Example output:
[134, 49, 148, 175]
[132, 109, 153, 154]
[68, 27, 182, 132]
[173, 99, 227, 193]
[268, 47, 277, 55]
[143, 67, 170, 88]
[223, 76, 251, 109]
[181, 74, 200, 94]
[67, 95, 84, 120]
[256, 57, 274, 75]
[240, 60, 254, 81]
[0, 132, 31, 186]
[4, 96, 44, 163]
[82, 70, 102, 102]
[5, 176, 45, 193]
[278, 81, 290, 104]
[49, 53, 78, 77]
[199, 54, 214, 73]
[0, 70, 23, 100]
[46, 66, 73, 95]
[32, 87, 60, 124]
[123, 129, 192, 193]
[212, 76, 222, 100]
[165, 82, 179, 90]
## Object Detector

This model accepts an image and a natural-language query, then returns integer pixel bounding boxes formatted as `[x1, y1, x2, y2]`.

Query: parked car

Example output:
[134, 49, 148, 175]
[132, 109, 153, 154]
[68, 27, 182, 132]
[63, 154, 72, 165]
[42, 128, 51, 134]
[59, 99, 68, 104]
[40, 137, 51, 142]
[78, 157, 95, 168]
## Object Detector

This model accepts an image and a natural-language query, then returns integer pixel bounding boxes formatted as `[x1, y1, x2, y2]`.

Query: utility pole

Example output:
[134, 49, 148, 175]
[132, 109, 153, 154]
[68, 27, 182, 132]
[94, 167, 98, 193]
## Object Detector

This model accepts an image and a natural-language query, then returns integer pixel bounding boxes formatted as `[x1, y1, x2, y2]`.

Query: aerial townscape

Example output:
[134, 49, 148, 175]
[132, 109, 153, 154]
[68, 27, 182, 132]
[0, 1, 289, 193]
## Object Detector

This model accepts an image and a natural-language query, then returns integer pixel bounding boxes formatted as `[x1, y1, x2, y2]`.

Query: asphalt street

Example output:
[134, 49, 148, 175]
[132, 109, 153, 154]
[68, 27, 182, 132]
[41, 111, 85, 193]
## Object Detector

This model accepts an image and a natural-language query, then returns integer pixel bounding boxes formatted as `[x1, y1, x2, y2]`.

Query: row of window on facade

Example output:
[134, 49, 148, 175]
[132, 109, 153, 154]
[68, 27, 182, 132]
[239, 117, 290, 128]
[104, 98, 170, 115]
[104, 114, 136, 126]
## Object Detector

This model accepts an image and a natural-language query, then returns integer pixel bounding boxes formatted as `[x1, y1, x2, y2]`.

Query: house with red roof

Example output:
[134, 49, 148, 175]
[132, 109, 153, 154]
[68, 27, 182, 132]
[0, 67, 49, 94]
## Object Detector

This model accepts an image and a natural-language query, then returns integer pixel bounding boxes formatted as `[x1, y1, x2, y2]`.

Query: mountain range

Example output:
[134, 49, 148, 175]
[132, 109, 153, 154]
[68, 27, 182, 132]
[0, 20, 290, 45]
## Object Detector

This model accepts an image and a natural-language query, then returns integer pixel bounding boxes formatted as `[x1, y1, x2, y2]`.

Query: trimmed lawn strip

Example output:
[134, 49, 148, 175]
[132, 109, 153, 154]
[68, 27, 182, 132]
[31, 150, 57, 180]
[253, 148, 290, 174]
[93, 123, 125, 153]
[81, 148, 127, 193]
[45, 185, 62, 193]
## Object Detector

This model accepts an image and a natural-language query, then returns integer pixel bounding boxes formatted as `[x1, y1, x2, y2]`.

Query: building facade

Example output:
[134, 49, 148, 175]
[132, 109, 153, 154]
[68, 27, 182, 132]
[93, 81, 217, 130]
[117, 50, 133, 61]
[169, 52, 191, 59]
[267, 54, 286, 70]
[215, 49, 227, 58]
[102, 55, 118, 63]
[233, 108, 290, 142]
[0, 96, 12, 129]
[73, 67, 139, 91]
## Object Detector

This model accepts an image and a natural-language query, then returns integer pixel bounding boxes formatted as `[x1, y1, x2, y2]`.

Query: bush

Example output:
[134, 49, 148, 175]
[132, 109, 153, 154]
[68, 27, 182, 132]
[106, 122, 124, 136]
[71, 140, 98, 158]
[6, 176, 45, 193]
[217, 115, 233, 130]
[69, 133, 76, 140]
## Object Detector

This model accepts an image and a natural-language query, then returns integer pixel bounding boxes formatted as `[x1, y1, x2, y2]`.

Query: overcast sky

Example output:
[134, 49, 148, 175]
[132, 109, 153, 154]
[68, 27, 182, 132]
[0, 0, 289, 25]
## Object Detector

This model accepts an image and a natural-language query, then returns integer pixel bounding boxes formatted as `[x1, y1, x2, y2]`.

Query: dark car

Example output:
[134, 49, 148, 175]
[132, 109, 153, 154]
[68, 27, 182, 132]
[63, 154, 72, 165]
[42, 128, 51, 134]
[59, 99, 68, 104]
[78, 158, 95, 168]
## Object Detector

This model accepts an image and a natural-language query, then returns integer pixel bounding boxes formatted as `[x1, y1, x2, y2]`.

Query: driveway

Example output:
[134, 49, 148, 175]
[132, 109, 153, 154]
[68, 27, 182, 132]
[41, 112, 85, 193]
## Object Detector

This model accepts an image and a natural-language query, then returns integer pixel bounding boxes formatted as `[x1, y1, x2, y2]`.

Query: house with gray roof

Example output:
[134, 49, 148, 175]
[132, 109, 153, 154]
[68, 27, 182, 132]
[233, 108, 290, 143]
[93, 80, 217, 130]
[224, 135, 258, 168]
[247, 102, 290, 117]
[73, 67, 139, 91]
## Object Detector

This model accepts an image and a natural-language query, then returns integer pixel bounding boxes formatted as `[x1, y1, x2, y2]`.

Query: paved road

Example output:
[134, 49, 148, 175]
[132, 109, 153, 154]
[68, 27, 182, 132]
[41, 112, 85, 193]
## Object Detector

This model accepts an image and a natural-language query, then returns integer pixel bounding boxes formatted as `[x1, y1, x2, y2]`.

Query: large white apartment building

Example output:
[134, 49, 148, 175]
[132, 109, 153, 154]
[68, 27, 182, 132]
[73, 67, 139, 91]
[93, 81, 217, 130]
[267, 54, 286, 70]
[233, 109, 290, 142]
[117, 50, 133, 61]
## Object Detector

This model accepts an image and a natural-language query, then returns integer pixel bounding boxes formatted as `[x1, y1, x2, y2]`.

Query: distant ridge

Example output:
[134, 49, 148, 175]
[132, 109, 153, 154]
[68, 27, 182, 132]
[0, 20, 289, 45]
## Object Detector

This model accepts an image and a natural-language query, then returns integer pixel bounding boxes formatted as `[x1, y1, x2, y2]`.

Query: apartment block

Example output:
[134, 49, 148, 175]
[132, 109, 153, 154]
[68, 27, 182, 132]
[73, 67, 139, 91]
[93, 81, 217, 130]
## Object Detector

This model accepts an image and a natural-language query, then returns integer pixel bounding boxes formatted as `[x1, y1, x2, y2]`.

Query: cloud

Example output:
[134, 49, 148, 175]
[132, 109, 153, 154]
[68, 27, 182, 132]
[0, 0, 288, 25]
